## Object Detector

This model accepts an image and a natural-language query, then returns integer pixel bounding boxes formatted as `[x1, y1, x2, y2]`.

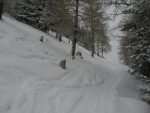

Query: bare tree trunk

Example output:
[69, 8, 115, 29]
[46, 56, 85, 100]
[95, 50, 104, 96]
[91, 24, 95, 57]
[0, 0, 4, 20]
[91, 36, 95, 57]
[56, 33, 58, 39]
[101, 43, 104, 58]
[97, 40, 100, 56]
[90, 2, 95, 58]
[97, 52, 100, 56]
[59, 34, 62, 42]
[97, 44, 100, 56]
[71, 0, 79, 59]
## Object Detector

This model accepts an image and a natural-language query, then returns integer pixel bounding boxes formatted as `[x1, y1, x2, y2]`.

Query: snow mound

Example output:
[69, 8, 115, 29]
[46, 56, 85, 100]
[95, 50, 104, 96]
[0, 16, 149, 113]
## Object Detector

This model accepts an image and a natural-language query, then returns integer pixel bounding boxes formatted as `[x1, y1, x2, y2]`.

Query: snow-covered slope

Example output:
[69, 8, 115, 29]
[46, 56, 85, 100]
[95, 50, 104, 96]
[0, 16, 149, 113]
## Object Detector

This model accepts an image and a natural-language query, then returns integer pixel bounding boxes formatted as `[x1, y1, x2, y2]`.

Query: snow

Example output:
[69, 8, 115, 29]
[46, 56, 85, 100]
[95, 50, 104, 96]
[0, 16, 150, 113]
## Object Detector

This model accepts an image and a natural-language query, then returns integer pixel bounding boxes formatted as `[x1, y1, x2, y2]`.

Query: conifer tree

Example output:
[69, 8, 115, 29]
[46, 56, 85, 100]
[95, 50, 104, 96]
[38, 0, 49, 32]
[120, 0, 150, 103]
[121, 0, 150, 78]
[15, 0, 47, 30]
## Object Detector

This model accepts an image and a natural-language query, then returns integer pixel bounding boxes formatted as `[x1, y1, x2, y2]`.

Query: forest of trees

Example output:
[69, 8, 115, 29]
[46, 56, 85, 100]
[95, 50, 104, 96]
[1, 0, 110, 59]
[0, 0, 150, 104]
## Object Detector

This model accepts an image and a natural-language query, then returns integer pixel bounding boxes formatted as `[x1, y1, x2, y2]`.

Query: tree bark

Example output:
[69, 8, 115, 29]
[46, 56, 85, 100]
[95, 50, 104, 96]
[0, 0, 4, 20]
[56, 33, 58, 39]
[101, 43, 104, 58]
[71, 0, 79, 59]
[97, 39, 100, 56]
[59, 34, 62, 42]
[91, 37, 95, 57]
[90, 2, 95, 58]
[91, 26, 95, 57]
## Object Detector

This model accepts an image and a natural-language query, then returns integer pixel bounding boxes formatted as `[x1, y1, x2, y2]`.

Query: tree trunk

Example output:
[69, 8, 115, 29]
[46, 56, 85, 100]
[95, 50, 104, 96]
[97, 51, 100, 57]
[101, 43, 104, 58]
[71, 0, 79, 59]
[97, 41, 100, 56]
[91, 28, 95, 57]
[0, 0, 4, 20]
[56, 33, 58, 39]
[90, 4, 95, 58]
[91, 39, 94, 57]
[59, 34, 62, 42]
[97, 52, 100, 56]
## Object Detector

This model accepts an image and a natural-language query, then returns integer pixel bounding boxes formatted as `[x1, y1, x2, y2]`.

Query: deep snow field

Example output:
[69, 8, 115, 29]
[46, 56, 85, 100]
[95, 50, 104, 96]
[0, 16, 149, 113]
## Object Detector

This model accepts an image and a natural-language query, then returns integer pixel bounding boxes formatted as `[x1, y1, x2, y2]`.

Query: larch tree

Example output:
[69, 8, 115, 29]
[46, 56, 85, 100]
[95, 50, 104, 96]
[48, 0, 73, 42]
[83, 0, 104, 57]
[95, 21, 110, 58]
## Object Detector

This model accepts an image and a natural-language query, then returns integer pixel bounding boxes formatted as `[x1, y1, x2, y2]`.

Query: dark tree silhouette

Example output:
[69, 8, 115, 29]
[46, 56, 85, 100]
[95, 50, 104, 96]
[0, 0, 4, 20]
[71, 0, 79, 59]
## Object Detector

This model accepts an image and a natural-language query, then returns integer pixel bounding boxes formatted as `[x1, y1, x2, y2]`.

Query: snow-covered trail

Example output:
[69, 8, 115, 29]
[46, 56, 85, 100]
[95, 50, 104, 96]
[0, 16, 149, 113]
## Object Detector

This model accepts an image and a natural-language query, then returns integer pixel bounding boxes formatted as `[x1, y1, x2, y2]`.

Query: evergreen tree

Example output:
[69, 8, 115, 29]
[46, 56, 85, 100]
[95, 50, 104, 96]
[120, 0, 150, 103]
[15, 0, 47, 30]
[121, 0, 150, 78]
[38, 0, 49, 32]
[15, 0, 38, 28]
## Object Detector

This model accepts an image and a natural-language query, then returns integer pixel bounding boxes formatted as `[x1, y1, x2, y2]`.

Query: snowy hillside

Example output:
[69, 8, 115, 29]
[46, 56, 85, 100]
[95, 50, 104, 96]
[0, 16, 149, 113]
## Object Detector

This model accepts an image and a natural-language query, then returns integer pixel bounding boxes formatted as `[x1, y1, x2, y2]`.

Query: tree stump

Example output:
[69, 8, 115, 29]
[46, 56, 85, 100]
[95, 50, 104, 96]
[40, 36, 44, 42]
[59, 59, 66, 69]
[76, 51, 83, 59]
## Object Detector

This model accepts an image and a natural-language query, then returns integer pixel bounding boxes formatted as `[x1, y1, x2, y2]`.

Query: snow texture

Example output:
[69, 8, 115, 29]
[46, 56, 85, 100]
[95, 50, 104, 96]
[0, 16, 149, 113]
